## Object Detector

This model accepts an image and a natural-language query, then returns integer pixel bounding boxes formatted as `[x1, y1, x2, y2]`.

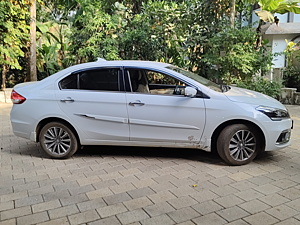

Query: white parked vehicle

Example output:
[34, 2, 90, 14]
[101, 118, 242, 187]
[10, 60, 292, 165]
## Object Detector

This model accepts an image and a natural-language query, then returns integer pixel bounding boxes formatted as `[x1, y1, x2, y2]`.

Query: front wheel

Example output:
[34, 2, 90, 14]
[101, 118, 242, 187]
[217, 124, 263, 166]
[39, 122, 79, 159]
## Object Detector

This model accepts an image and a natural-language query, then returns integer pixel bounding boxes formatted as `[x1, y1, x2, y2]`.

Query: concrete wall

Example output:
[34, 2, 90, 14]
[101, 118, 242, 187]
[0, 89, 12, 103]
[281, 88, 300, 105]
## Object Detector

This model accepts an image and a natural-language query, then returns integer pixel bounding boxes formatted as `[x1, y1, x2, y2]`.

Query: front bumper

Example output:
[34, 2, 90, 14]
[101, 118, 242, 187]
[264, 118, 293, 151]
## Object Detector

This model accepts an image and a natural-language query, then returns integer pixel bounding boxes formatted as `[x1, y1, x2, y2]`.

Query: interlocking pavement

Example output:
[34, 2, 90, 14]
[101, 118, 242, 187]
[1, 102, 300, 225]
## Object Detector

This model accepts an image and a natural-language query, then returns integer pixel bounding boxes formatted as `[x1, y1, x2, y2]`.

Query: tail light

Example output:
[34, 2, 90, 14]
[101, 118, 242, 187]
[11, 90, 26, 104]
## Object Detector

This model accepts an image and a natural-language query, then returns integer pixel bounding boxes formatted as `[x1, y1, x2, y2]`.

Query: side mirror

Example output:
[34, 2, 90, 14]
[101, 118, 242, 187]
[184, 87, 197, 97]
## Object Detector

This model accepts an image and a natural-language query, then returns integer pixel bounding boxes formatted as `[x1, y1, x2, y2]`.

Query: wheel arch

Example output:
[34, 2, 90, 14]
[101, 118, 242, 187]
[210, 119, 266, 154]
[36, 117, 81, 144]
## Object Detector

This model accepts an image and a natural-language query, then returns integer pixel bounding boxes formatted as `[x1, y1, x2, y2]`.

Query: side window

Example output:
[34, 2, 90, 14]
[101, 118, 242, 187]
[147, 71, 179, 85]
[127, 69, 186, 95]
[60, 68, 120, 91]
[79, 69, 119, 91]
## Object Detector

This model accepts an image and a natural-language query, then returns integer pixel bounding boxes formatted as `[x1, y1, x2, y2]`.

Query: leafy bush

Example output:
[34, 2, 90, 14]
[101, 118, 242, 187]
[235, 76, 282, 99]
[283, 66, 300, 91]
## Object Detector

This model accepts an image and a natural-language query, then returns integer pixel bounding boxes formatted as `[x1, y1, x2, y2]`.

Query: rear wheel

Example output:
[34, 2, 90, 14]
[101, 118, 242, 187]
[217, 124, 263, 166]
[39, 122, 79, 159]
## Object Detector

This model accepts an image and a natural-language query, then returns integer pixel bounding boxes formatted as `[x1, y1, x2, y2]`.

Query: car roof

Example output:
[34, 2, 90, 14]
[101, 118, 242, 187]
[86, 60, 170, 69]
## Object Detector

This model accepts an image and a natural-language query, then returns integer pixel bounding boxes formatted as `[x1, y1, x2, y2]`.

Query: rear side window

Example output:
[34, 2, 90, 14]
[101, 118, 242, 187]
[60, 68, 120, 91]
[60, 74, 78, 89]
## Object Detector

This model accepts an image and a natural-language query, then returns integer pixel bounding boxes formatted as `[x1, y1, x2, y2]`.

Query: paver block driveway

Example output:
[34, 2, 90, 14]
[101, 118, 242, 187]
[1, 103, 300, 224]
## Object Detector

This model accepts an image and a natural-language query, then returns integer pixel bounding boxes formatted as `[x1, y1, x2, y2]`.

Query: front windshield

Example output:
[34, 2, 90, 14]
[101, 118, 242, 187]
[166, 66, 222, 92]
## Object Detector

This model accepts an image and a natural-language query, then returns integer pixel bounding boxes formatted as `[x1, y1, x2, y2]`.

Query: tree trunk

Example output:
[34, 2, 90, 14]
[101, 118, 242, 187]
[30, 0, 37, 81]
[132, 0, 142, 14]
[255, 19, 264, 49]
[1, 63, 8, 91]
[230, 0, 236, 28]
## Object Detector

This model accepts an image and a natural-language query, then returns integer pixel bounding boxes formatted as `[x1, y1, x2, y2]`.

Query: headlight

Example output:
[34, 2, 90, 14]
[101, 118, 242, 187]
[256, 106, 290, 121]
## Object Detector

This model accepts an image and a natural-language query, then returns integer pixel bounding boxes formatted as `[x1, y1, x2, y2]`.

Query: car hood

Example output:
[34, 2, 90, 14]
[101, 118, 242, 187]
[224, 86, 284, 109]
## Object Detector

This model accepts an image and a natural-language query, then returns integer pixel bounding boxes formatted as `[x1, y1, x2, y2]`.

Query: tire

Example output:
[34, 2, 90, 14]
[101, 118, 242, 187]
[39, 122, 79, 159]
[217, 124, 263, 166]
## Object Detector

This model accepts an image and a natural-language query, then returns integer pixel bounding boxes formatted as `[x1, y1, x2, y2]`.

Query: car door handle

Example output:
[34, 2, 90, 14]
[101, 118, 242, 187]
[60, 97, 74, 103]
[129, 100, 145, 106]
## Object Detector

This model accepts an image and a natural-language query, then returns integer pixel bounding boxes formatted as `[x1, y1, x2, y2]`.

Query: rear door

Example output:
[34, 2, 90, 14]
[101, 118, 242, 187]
[56, 67, 130, 143]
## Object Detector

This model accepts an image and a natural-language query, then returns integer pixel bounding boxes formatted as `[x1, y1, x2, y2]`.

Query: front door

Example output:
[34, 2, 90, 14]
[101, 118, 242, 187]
[125, 68, 206, 144]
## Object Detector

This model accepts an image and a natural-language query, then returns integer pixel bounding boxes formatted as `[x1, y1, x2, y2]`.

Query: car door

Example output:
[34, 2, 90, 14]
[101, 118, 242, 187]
[56, 67, 130, 143]
[124, 68, 206, 144]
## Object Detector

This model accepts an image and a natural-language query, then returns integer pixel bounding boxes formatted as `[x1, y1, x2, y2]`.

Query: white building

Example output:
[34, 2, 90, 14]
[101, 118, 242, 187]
[253, 11, 300, 70]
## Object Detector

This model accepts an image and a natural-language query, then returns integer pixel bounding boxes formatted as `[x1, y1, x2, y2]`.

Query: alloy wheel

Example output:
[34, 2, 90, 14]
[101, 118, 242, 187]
[229, 130, 256, 161]
[43, 126, 71, 155]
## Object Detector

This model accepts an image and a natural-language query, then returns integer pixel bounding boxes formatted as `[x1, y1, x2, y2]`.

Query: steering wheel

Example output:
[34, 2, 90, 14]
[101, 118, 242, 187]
[173, 85, 181, 95]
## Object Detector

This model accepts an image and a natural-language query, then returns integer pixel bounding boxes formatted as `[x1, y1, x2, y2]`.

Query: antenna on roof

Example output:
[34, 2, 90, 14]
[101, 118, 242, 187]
[96, 58, 107, 62]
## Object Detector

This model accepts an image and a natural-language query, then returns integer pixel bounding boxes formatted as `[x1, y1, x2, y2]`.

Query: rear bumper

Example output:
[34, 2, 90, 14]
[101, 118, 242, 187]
[11, 120, 36, 141]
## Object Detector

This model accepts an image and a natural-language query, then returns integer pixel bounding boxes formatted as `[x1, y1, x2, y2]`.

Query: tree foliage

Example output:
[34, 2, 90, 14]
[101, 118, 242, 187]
[202, 27, 273, 83]
[0, 0, 29, 69]
[68, 1, 121, 62]
[2, 0, 300, 93]
[0, 0, 29, 89]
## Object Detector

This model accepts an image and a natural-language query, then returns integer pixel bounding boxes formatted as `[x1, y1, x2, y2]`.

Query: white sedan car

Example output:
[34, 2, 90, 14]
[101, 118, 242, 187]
[10, 60, 292, 165]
